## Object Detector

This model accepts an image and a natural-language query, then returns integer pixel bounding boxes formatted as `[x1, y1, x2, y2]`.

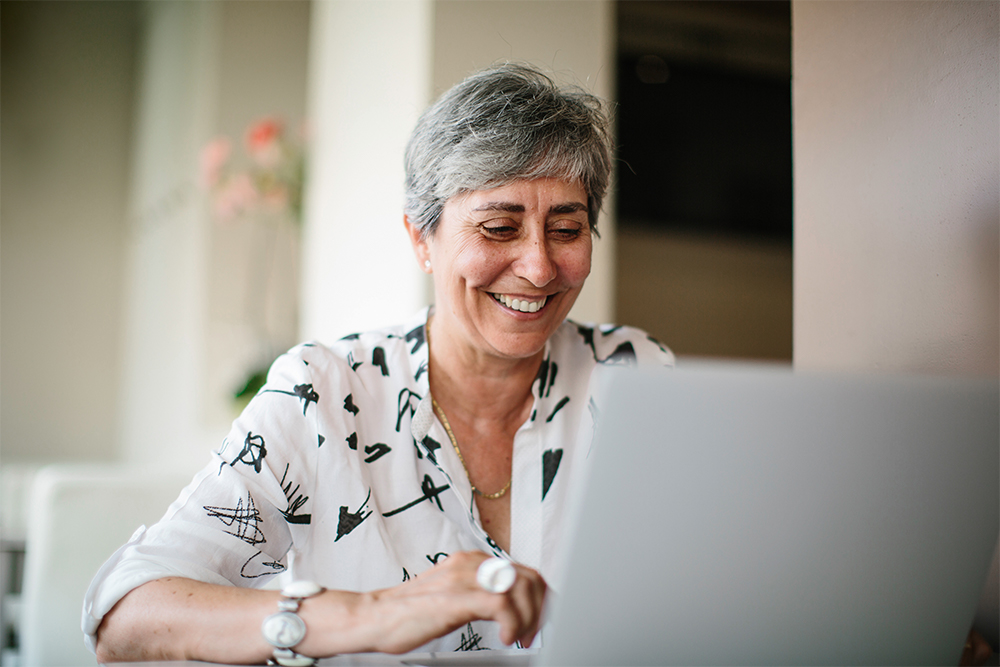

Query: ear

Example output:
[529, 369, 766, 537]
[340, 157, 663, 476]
[404, 214, 432, 273]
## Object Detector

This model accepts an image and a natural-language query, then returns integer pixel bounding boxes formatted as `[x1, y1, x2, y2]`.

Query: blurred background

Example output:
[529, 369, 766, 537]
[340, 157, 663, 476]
[2, 0, 794, 470]
[1, 1, 996, 665]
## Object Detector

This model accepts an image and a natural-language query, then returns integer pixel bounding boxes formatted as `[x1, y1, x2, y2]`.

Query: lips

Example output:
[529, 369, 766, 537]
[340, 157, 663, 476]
[492, 293, 548, 313]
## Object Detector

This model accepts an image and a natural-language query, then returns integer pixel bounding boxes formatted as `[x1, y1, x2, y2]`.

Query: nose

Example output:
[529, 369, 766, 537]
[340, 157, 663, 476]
[514, 234, 557, 288]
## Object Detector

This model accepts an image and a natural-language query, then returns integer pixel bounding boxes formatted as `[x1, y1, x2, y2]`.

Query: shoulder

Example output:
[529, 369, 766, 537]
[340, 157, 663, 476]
[272, 312, 428, 387]
[325, 316, 427, 365]
[552, 319, 675, 368]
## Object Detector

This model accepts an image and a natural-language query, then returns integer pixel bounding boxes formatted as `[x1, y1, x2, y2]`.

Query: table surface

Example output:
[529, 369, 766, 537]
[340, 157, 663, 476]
[106, 648, 537, 667]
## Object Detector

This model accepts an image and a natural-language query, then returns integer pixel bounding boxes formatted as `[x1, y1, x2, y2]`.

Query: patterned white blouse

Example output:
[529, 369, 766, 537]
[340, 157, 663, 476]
[83, 309, 673, 653]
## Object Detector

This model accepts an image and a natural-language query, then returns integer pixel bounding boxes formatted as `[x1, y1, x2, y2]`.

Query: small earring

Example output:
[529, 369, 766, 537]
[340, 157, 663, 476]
[424, 260, 431, 271]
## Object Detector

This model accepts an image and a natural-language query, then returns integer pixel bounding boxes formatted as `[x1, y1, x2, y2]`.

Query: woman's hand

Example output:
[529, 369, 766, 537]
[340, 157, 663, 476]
[362, 551, 547, 654]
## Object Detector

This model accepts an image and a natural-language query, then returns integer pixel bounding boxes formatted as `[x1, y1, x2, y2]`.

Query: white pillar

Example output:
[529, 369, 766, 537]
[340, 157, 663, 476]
[118, 1, 220, 469]
[301, 0, 433, 343]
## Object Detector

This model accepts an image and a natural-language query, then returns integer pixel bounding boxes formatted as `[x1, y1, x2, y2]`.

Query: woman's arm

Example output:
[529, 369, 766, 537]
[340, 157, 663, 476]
[95, 551, 546, 664]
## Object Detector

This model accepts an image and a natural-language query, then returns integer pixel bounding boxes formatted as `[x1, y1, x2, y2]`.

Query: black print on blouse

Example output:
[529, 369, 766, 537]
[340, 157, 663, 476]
[542, 448, 563, 500]
[485, 535, 503, 556]
[335, 489, 373, 542]
[204, 492, 266, 546]
[364, 442, 391, 463]
[372, 347, 390, 376]
[230, 432, 267, 473]
[534, 356, 558, 399]
[601, 341, 637, 365]
[456, 623, 486, 651]
[341, 333, 361, 341]
[396, 388, 421, 432]
[344, 394, 360, 415]
[279, 463, 311, 525]
[421, 435, 441, 464]
[263, 383, 320, 416]
[405, 324, 426, 354]
[240, 550, 286, 579]
[546, 396, 570, 423]
[382, 474, 451, 517]
[415, 359, 428, 383]
[347, 352, 363, 372]
[647, 334, 670, 356]
[576, 325, 597, 353]
[577, 325, 638, 365]
[347, 432, 358, 450]
[318, 434, 326, 447]
[402, 567, 411, 582]
[426, 552, 449, 565]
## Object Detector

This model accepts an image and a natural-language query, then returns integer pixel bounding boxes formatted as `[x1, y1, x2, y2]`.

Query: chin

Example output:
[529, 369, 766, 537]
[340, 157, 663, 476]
[487, 329, 555, 360]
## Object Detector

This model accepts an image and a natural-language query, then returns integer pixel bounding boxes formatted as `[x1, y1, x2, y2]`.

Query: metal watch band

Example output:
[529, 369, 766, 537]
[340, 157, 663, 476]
[262, 581, 326, 666]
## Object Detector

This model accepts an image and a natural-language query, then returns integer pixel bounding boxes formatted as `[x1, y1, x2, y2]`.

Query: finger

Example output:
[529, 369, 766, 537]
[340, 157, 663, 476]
[505, 567, 546, 647]
[960, 630, 993, 667]
[970, 630, 993, 666]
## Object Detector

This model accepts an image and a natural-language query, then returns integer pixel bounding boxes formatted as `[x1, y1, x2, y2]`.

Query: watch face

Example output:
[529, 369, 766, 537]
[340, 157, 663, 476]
[262, 611, 306, 649]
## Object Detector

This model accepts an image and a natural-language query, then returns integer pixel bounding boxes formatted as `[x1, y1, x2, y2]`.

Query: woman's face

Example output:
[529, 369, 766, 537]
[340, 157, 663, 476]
[411, 177, 593, 362]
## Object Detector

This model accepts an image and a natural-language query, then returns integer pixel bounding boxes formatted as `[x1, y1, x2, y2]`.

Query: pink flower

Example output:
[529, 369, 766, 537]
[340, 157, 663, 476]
[199, 137, 231, 188]
[246, 117, 284, 168]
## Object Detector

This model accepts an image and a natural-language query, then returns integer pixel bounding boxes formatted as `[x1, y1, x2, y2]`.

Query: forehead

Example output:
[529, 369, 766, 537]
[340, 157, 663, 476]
[449, 177, 588, 213]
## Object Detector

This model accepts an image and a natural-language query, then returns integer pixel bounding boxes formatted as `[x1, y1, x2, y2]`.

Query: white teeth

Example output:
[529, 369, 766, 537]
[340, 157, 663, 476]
[494, 293, 547, 313]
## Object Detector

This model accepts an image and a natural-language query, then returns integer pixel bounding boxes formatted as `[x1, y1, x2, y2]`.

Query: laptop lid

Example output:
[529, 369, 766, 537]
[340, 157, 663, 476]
[540, 364, 999, 666]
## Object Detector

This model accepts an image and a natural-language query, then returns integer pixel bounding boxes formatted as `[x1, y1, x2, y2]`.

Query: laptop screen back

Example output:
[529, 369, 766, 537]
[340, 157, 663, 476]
[541, 364, 999, 666]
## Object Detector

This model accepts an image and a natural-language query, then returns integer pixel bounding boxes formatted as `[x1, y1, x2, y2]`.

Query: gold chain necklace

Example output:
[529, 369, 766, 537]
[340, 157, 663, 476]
[426, 322, 512, 500]
[431, 396, 512, 499]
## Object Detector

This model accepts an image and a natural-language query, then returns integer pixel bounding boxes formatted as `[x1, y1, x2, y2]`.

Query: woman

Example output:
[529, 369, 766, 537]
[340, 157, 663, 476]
[85, 63, 673, 664]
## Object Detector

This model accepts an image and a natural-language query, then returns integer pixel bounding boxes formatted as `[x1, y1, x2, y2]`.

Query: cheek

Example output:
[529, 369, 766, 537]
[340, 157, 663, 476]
[453, 244, 508, 288]
[561, 243, 593, 286]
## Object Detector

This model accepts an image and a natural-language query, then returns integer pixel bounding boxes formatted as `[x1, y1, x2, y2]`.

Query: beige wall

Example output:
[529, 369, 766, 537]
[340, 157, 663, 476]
[1, 2, 138, 463]
[793, 0, 999, 376]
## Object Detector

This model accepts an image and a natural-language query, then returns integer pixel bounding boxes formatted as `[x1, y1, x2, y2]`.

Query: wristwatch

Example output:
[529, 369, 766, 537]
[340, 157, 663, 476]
[261, 580, 326, 667]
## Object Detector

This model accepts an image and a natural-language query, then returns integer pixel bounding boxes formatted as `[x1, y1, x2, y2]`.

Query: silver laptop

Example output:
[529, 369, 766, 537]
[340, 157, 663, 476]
[540, 363, 999, 666]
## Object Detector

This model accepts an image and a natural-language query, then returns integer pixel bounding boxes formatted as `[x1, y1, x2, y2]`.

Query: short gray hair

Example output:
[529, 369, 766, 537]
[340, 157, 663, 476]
[404, 63, 612, 238]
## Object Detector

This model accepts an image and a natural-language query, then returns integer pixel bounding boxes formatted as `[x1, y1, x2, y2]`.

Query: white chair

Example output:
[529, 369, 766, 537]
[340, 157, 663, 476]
[19, 464, 195, 667]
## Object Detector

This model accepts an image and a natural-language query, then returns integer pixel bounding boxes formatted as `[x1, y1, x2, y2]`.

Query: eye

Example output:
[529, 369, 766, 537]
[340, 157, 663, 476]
[549, 221, 587, 241]
[480, 221, 518, 238]
[552, 228, 582, 240]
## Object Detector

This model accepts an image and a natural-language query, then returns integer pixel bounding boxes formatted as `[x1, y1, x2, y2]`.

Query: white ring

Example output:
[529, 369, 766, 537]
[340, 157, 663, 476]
[476, 557, 516, 593]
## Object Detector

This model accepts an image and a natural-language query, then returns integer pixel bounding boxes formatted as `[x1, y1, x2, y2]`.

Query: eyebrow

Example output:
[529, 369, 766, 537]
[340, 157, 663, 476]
[472, 201, 589, 215]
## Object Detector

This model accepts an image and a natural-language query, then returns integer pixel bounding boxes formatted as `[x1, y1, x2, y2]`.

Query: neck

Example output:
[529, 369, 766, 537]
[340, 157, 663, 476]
[426, 314, 541, 426]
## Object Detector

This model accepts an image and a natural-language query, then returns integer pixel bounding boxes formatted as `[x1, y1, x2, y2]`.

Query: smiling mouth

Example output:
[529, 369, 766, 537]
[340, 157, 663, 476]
[492, 293, 549, 313]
